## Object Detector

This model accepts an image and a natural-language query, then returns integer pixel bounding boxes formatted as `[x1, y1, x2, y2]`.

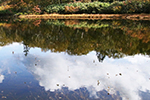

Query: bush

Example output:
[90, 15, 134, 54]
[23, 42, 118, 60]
[98, 0, 124, 2]
[121, 0, 150, 13]
[45, 1, 111, 14]
[110, 1, 123, 13]
[9, 0, 150, 14]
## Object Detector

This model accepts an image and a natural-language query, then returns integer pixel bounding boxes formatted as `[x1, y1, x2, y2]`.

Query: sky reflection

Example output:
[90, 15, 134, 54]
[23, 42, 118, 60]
[0, 43, 150, 100]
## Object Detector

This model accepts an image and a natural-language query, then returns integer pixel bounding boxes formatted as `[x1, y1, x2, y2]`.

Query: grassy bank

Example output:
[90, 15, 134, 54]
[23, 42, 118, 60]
[0, 0, 150, 16]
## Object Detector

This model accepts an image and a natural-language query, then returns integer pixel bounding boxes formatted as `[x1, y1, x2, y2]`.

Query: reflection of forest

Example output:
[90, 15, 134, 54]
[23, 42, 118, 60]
[0, 19, 150, 61]
[43, 87, 122, 100]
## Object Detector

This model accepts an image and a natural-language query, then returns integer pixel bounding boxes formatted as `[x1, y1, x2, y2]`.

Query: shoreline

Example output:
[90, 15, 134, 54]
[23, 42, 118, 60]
[19, 14, 150, 20]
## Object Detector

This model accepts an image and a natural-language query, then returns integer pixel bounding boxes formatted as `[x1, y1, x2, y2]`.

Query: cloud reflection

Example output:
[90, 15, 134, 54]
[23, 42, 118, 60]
[23, 52, 150, 100]
[0, 74, 4, 83]
[0, 43, 24, 84]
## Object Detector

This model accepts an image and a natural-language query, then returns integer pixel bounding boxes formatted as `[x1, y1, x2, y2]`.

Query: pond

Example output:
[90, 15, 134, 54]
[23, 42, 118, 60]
[0, 18, 150, 100]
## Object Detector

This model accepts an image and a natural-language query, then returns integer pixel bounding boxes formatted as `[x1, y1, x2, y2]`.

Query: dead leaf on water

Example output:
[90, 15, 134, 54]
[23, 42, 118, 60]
[56, 84, 59, 86]
[2, 96, 6, 98]
[93, 60, 95, 63]
[97, 80, 100, 85]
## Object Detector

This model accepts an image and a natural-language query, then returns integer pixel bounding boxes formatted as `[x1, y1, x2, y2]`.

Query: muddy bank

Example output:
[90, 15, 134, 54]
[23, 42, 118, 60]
[19, 14, 150, 20]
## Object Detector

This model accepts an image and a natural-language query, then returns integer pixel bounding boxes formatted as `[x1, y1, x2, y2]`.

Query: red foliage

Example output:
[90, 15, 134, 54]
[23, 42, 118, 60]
[32, 5, 41, 13]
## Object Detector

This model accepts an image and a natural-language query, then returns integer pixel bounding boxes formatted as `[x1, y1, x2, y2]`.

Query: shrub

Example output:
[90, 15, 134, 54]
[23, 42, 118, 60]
[110, 1, 123, 13]
[121, 0, 150, 13]
[98, 0, 124, 3]
[44, 1, 150, 14]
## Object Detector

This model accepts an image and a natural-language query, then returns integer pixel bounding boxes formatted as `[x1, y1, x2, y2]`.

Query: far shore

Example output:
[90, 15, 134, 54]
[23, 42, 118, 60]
[19, 14, 150, 20]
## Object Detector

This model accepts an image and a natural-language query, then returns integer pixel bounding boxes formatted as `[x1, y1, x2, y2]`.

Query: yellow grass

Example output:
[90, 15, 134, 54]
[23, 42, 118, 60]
[0, 5, 12, 10]
[0, 23, 11, 28]
[19, 14, 150, 20]
[0, 1, 12, 11]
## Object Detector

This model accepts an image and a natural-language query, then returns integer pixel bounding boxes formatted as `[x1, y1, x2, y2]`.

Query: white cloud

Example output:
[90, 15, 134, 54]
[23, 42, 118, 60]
[22, 52, 150, 100]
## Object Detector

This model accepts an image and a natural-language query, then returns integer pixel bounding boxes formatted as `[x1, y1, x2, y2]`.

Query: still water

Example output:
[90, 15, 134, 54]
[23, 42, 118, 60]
[0, 19, 150, 100]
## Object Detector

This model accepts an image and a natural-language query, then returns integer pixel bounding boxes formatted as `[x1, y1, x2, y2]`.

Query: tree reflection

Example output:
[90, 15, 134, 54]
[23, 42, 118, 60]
[23, 44, 30, 56]
[96, 52, 106, 62]
[0, 19, 150, 61]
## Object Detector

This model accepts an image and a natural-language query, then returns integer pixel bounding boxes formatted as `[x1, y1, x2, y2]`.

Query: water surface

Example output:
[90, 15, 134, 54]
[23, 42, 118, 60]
[0, 19, 150, 100]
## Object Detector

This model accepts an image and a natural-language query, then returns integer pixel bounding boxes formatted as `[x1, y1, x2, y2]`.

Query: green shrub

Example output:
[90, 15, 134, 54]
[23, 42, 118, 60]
[110, 1, 123, 13]
[43, 1, 150, 14]
[45, 2, 104, 14]
[98, 0, 124, 3]
[121, 0, 150, 13]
